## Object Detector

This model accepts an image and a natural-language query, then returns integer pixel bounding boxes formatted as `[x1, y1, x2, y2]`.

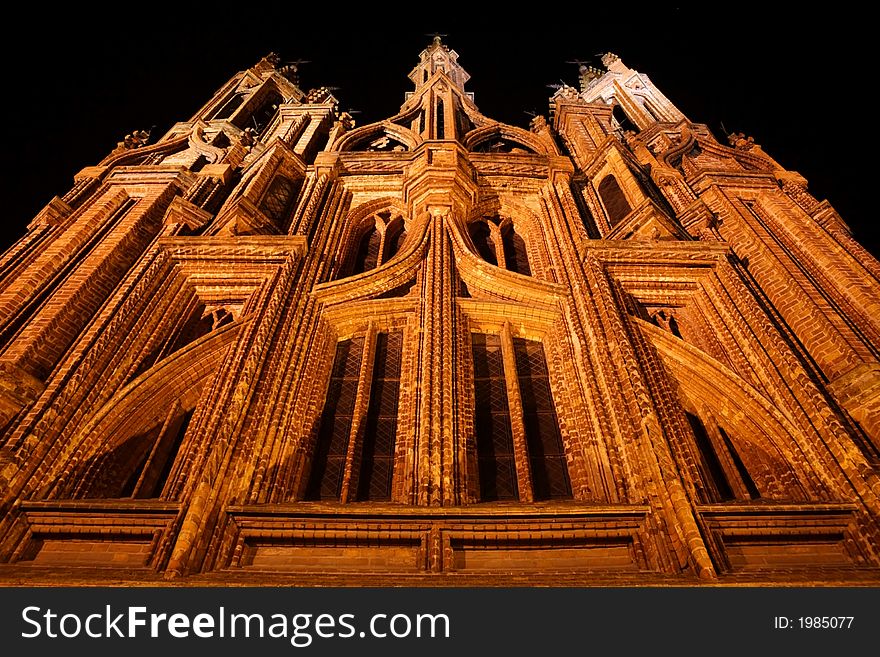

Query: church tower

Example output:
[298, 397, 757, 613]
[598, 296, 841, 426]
[0, 40, 878, 584]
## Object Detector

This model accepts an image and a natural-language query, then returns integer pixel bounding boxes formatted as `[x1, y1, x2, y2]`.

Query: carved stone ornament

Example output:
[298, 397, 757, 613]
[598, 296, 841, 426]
[728, 131, 756, 150]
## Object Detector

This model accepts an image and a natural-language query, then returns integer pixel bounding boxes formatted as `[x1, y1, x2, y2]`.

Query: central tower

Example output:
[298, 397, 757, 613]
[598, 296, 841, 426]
[405, 35, 472, 141]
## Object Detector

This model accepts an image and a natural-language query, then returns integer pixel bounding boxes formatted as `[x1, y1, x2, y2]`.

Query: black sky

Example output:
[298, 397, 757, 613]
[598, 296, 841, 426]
[1, 6, 874, 258]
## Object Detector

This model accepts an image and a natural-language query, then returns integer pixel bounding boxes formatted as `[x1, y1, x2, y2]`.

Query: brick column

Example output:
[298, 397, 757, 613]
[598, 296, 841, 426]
[414, 207, 461, 505]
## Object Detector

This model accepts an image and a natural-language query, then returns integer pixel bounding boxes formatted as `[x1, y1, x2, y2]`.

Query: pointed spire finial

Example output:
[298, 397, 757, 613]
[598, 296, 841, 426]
[425, 32, 448, 47]
[601, 52, 621, 68]
[408, 34, 470, 97]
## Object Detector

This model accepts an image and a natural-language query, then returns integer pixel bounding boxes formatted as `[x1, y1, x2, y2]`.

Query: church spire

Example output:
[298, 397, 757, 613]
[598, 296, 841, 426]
[408, 35, 471, 92]
[402, 36, 477, 142]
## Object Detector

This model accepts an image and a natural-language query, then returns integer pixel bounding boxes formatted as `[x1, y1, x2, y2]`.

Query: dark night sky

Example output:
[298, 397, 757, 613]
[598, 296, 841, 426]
[1, 6, 874, 258]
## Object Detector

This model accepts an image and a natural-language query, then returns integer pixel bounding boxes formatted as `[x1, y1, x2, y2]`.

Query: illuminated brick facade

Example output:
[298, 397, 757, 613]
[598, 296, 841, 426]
[1, 41, 879, 584]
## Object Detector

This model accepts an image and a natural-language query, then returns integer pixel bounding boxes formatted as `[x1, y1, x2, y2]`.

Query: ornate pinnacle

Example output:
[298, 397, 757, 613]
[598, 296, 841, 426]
[601, 52, 620, 68]
[120, 129, 151, 150]
[578, 65, 605, 92]
[306, 87, 337, 105]
[529, 115, 549, 133]
[253, 53, 282, 74]
[728, 131, 756, 150]
[425, 32, 447, 47]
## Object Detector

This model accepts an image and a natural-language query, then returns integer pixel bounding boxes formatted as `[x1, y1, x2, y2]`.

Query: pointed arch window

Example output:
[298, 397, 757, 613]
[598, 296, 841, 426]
[501, 225, 531, 276]
[305, 337, 363, 500]
[343, 211, 408, 278]
[471, 332, 573, 502]
[718, 425, 760, 499]
[227, 88, 283, 134]
[597, 174, 631, 226]
[436, 99, 445, 139]
[356, 332, 403, 501]
[571, 183, 601, 238]
[469, 217, 532, 276]
[650, 308, 682, 339]
[305, 331, 404, 502]
[352, 227, 383, 275]
[686, 411, 735, 502]
[132, 303, 235, 381]
[383, 217, 407, 262]
[468, 221, 498, 266]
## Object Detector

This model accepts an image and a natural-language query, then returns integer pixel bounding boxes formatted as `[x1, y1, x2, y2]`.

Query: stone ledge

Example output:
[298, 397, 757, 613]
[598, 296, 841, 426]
[697, 502, 866, 574]
[225, 501, 650, 519]
[2, 565, 878, 587]
[223, 504, 652, 574]
[7, 501, 181, 569]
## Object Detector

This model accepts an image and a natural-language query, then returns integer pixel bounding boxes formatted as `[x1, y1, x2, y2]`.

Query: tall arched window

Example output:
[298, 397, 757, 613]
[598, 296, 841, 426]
[598, 174, 631, 226]
[514, 338, 572, 500]
[471, 333, 573, 502]
[77, 402, 196, 500]
[383, 217, 407, 263]
[502, 225, 531, 276]
[472, 334, 518, 501]
[469, 218, 533, 276]
[572, 183, 601, 238]
[341, 211, 407, 279]
[305, 338, 364, 500]
[305, 331, 403, 501]
[352, 227, 382, 275]
[356, 332, 403, 501]
[436, 99, 445, 139]
[468, 221, 497, 266]
[685, 411, 735, 502]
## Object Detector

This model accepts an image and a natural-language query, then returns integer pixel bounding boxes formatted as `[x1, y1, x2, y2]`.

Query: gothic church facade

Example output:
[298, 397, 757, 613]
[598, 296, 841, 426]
[1, 39, 879, 584]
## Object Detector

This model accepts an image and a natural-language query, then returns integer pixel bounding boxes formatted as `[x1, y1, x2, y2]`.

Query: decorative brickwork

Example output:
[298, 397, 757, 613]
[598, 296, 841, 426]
[1, 40, 879, 585]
